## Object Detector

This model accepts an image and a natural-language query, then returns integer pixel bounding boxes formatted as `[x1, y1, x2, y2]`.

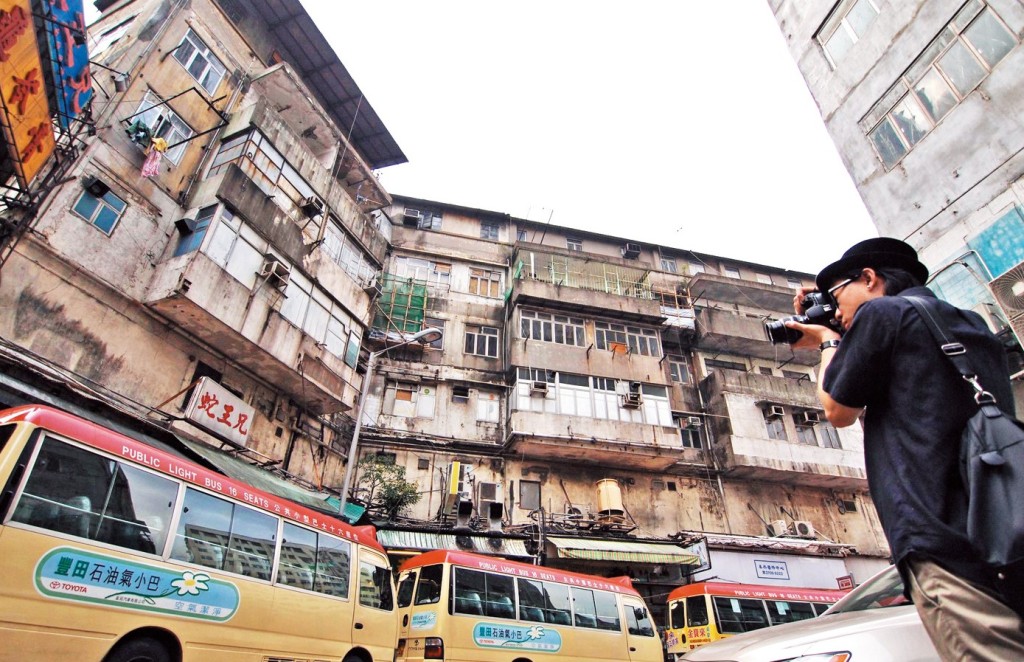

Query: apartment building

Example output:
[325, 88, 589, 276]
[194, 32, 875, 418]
[0, 0, 402, 495]
[0, 0, 891, 619]
[769, 0, 1024, 398]
[361, 195, 892, 608]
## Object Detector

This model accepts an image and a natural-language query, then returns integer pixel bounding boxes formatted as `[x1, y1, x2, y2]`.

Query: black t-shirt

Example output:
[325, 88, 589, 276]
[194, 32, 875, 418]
[823, 287, 1013, 588]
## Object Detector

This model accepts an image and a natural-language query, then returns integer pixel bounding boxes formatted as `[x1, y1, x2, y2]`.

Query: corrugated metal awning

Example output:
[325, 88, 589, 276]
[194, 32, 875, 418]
[377, 530, 533, 558]
[547, 536, 702, 564]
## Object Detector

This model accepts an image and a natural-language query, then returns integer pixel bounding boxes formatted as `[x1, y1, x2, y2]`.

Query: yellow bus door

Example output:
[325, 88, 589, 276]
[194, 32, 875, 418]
[623, 596, 663, 661]
[352, 549, 399, 661]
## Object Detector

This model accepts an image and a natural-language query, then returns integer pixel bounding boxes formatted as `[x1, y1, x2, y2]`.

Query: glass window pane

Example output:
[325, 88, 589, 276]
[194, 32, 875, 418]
[278, 522, 317, 590]
[93, 207, 119, 234]
[94, 462, 177, 554]
[846, 0, 878, 38]
[914, 68, 958, 122]
[870, 120, 907, 168]
[891, 97, 933, 147]
[73, 193, 99, 220]
[102, 191, 126, 212]
[938, 40, 987, 96]
[225, 237, 263, 290]
[224, 505, 275, 579]
[205, 223, 235, 266]
[964, 10, 1015, 68]
[315, 534, 351, 597]
[171, 488, 233, 570]
[825, 27, 854, 63]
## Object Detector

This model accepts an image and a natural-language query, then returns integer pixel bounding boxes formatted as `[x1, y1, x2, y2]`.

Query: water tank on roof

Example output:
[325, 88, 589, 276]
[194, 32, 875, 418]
[596, 478, 625, 524]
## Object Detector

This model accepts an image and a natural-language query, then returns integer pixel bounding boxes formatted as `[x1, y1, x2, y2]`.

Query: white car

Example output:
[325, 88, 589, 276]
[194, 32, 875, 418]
[680, 565, 939, 662]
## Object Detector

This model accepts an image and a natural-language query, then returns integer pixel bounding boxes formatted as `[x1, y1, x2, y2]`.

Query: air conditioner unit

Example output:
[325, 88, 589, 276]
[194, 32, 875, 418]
[628, 381, 642, 393]
[174, 217, 198, 235]
[402, 208, 422, 225]
[82, 175, 109, 197]
[299, 196, 325, 218]
[767, 519, 790, 537]
[259, 255, 291, 289]
[685, 416, 702, 429]
[793, 520, 817, 538]
[622, 392, 643, 408]
[621, 242, 641, 259]
[443, 462, 468, 515]
[530, 381, 549, 396]
[765, 404, 785, 420]
[476, 481, 501, 504]
[796, 411, 821, 426]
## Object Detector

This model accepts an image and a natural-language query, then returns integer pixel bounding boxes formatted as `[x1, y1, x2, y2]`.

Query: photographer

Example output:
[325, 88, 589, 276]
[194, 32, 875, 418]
[784, 238, 1023, 660]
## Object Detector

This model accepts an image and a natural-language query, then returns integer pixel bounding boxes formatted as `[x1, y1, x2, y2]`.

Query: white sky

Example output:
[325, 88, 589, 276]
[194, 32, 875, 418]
[301, 0, 880, 276]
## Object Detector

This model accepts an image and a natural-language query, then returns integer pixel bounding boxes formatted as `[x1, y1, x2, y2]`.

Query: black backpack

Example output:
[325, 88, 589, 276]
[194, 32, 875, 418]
[906, 296, 1024, 617]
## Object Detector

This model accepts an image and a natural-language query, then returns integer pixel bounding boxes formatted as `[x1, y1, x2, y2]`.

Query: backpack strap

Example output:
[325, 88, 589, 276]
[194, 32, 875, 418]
[903, 296, 997, 405]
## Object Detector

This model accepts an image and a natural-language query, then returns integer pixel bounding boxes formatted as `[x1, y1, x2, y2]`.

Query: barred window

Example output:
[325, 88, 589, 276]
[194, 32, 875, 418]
[595, 321, 660, 356]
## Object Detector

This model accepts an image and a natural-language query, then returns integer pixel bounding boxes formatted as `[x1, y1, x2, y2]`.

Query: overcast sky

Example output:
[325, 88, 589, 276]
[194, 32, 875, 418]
[299, 1, 878, 276]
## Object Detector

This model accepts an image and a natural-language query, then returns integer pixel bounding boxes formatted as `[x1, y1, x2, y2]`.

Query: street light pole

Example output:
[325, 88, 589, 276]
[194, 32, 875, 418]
[338, 327, 442, 517]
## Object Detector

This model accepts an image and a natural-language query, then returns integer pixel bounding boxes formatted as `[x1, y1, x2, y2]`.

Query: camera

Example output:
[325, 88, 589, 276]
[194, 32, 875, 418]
[764, 292, 840, 345]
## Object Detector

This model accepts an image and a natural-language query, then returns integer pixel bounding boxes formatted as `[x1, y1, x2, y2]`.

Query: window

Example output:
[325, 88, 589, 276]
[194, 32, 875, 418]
[465, 325, 499, 358]
[208, 130, 317, 218]
[452, 385, 470, 403]
[388, 382, 436, 418]
[393, 256, 451, 293]
[359, 561, 394, 610]
[454, 568, 516, 619]
[477, 391, 500, 422]
[783, 369, 809, 381]
[756, 273, 772, 285]
[172, 28, 226, 94]
[13, 437, 177, 553]
[765, 411, 787, 441]
[821, 421, 843, 449]
[277, 522, 351, 596]
[520, 310, 585, 347]
[863, 2, 1016, 169]
[424, 317, 445, 349]
[668, 356, 690, 384]
[517, 229, 527, 241]
[594, 321, 660, 356]
[723, 265, 740, 279]
[713, 596, 770, 634]
[680, 426, 702, 450]
[469, 268, 502, 297]
[414, 564, 443, 605]
[767, 600, 817, 625]
[817, 0, 880, 67]
[519, 480, 540, 511]
[688, 262, 706, 275]
[787, 277, 803, 289]
[72, 187, 126, 235]
[322, 218, 377, 287]
[134, 90, 194, 164]
[661, 258, 678, 273]
[566, 236, 583, 252]
[173, 204, 218, 256]
[480, 220, 499, 240]
[705, 358, 746, 372]
[795, 422, 818, 445]
[758, 366, 774, 376]
[279, 270, 363, 367]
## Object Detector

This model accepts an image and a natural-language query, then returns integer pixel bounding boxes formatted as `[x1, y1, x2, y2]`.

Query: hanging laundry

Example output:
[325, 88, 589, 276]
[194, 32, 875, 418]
[125, 119, 152, 148]
[150, 136, 168, 152]
[141, 147, 162, 177]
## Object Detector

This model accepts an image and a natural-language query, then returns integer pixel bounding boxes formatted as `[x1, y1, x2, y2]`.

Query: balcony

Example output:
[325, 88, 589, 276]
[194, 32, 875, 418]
[695, 307, 820, 365]
[506, 410, 688, 471]
[145, 251, 350, 415]
[510, 248, 663, 323]
[700, 370, 866, 489]
[689, 272, 797, 311]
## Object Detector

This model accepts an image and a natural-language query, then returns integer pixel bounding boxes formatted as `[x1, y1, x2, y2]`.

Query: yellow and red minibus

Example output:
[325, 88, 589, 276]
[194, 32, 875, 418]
[0, 404, 397, 661]
[394, 549, 664, 661]
[664, 581, 848, 658]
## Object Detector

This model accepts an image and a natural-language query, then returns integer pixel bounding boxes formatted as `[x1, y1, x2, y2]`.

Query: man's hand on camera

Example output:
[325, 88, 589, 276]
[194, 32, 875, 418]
[784, 319, 841, 351]
[793, 287, 817, 314]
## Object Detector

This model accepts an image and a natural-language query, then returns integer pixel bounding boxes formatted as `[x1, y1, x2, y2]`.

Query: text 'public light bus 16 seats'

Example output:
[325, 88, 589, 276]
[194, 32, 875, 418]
[664, 581, 848, 658]
[0, 405, 398, 662]
[394, 549, 664, 662]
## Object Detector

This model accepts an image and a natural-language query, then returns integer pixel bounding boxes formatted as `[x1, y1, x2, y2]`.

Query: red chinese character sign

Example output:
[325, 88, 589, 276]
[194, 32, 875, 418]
[0, 0, 55, 187]
[184, 377, 255, 448]
[40, 0, 92, 128]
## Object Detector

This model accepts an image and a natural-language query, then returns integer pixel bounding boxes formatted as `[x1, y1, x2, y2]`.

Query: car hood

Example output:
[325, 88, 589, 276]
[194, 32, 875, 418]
[682, 605, 939, 661]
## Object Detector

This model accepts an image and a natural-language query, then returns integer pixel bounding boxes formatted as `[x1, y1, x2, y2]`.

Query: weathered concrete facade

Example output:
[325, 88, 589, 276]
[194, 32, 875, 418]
[769, 0, 1024, 398]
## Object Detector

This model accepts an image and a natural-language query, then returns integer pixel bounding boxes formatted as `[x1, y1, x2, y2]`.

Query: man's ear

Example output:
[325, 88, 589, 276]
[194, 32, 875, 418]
[863, 268, 881, 292]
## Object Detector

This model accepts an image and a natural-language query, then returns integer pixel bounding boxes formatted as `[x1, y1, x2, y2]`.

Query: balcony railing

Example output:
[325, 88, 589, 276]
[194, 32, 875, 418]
[514, 249, 655, 301]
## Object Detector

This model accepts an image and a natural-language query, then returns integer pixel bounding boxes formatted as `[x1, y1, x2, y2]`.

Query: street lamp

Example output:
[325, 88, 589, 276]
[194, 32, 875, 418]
[338, 326, 443, 518]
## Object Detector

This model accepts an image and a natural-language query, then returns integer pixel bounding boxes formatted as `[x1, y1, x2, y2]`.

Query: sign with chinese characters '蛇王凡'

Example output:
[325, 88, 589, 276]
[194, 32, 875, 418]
[184, 376, 255, 447]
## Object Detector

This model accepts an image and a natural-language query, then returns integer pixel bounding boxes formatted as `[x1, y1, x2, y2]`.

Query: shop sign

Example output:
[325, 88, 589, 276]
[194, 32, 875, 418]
[184, 376, 255, 447]
[41, 0, 92, 127]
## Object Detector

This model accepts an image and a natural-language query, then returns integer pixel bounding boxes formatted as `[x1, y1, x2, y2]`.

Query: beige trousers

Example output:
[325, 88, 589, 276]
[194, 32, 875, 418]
[906, 557, 1024, 661]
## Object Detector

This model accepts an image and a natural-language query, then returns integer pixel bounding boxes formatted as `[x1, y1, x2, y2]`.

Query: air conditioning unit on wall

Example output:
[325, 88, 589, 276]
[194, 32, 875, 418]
[685, 416, 702, 428]
[767, 519, 790, 537]
[793, 520, 817, 538]
[764, 404, 785, 420]
[796, 411, 820, 426]
[299, 196, 325, 218]
[621, 392, 643, 408]
[259, 255, 291, 289]
[530, 381, 549, 396]
[621, 242, 641, 259]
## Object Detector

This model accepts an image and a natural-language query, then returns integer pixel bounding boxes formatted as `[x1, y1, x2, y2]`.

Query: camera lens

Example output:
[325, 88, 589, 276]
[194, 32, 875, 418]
[763, 316, 806, 345]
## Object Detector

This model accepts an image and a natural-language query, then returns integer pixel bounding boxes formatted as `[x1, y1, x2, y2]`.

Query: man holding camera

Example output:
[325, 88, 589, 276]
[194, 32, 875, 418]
[784, 237, 1023, 660]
